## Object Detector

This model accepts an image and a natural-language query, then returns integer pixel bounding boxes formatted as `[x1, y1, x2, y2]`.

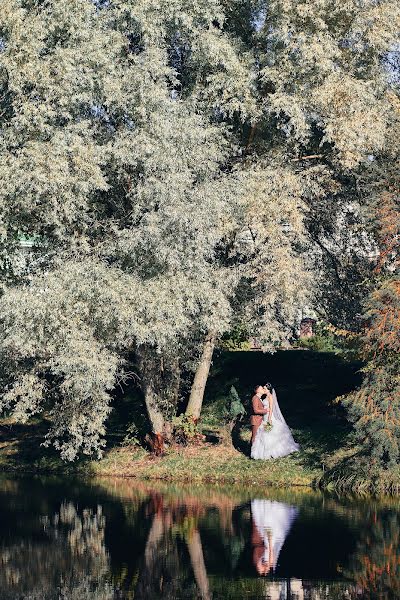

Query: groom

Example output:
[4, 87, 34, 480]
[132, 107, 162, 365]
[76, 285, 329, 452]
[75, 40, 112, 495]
[250, 385, 270, 444]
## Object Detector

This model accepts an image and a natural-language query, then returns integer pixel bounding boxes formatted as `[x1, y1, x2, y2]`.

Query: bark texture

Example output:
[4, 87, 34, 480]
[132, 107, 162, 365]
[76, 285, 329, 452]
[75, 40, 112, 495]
[185, 332, 216, 420]
[137, 346, 165, 434]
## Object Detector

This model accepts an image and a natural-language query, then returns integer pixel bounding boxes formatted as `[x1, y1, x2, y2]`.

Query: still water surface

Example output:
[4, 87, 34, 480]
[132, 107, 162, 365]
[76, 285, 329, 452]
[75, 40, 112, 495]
[0, 476, 399, 599]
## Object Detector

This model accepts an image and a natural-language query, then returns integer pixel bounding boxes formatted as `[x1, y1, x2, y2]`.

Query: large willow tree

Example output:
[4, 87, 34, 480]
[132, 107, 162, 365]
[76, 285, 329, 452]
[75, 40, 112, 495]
[0, 0, 258, 457]
[183, 0, 400, 422]
[0, 0, 294, 456]
[0, 0, 398, 458]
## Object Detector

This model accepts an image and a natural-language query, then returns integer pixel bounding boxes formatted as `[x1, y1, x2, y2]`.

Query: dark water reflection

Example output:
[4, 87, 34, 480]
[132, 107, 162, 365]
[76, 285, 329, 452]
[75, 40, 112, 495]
[0, 477, 399, 599]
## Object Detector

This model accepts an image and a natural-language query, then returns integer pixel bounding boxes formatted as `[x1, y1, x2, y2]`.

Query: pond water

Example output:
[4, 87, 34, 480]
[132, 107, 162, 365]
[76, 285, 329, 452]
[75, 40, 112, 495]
[0, 476, 399, 599]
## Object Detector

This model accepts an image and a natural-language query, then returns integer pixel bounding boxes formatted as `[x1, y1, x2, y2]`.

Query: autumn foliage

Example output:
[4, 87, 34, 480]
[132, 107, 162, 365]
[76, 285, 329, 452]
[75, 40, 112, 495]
[342, 189, 400, 467]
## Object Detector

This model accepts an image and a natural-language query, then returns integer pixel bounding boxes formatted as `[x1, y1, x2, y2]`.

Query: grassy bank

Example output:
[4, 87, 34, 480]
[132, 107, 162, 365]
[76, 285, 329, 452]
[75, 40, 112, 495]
[3, 435, 398, 492]
[0, 349, 369, 488]
[3, 348, 398, 492]
[92, 442, 320, 486]
[0, 440, 324, 487]
[0, 420, 324, 486]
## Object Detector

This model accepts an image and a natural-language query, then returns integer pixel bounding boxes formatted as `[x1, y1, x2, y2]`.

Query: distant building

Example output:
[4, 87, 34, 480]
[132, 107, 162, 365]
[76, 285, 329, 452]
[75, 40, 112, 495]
[19, 237, 35, 251]
[299, 318, 316, 338]
[249, 337, 262, 350]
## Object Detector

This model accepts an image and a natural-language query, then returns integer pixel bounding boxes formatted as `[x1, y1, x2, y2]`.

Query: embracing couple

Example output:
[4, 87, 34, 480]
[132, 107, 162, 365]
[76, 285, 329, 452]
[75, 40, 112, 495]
[250, 383, 299, 460]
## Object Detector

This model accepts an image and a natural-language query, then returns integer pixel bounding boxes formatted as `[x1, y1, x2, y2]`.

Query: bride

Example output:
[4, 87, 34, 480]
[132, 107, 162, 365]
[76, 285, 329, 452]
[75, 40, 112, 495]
[251, 383, 299, 460]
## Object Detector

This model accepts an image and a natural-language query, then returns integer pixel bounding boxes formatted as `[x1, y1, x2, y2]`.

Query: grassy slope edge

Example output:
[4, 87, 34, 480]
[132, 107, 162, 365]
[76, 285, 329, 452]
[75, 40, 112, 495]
[0, 349, 370, 489]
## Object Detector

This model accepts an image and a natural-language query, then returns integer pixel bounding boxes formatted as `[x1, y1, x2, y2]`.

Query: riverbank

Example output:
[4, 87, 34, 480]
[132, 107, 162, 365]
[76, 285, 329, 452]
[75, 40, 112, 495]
[1, 349, 397, 492]
[92, 440, 320, 486]
[1, 420, 399, 491]
[0, 421, 321, 486]
[1, 435, 399, 492]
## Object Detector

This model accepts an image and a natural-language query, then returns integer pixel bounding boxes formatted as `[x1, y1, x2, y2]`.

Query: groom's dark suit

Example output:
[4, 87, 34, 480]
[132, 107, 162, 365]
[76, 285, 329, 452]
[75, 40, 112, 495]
[250, 394, 269, 443]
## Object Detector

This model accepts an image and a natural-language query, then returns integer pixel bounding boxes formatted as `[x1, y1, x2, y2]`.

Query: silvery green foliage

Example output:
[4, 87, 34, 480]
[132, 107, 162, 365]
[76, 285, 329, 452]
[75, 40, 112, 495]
[234, 0, 400, 331]
[230, 159, 312, 347]
[0, 255, 235, 458]
[0, 1, 120, 458]
[109, 0, 259, 119]
[0, 0, 253, 457]
[220, 0, 399, 335]
[256, 0, 400, 167]
[0, 1, 110, 245]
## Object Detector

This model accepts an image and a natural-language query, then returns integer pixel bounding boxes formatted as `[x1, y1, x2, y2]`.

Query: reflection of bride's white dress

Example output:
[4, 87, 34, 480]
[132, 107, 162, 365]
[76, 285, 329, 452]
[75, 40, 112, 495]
[251, 390, 299, 460]
[251, 499, 299, 572]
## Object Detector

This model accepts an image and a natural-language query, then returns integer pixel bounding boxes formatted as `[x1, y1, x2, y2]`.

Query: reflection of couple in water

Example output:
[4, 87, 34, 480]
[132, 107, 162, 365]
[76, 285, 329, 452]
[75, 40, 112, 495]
[251, 499, 299, 576]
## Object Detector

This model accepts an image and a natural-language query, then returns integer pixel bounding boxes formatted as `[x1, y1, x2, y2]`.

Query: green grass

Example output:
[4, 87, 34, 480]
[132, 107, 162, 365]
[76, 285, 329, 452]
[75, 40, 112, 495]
[91, 441, 320, 486]
[0, 349, 368, 488]
[3, 347, 393, 492]
[0, 427, 319, 486]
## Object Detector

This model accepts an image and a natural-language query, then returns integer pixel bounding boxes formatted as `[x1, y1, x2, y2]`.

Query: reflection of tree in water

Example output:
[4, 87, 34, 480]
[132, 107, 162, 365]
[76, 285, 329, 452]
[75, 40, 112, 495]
[345, 509, 400, 599]
[0, 501, 112, 600]
[104, 481, 248, 598]
[133, 492, 210, 599]
[48, 501, 108, 562]
[1, 478, 400, 600]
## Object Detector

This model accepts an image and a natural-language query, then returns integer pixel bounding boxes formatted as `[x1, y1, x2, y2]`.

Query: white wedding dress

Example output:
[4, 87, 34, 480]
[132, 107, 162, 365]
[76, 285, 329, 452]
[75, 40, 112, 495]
[251, 499, 299, 572]
[251, 390, 299, 460]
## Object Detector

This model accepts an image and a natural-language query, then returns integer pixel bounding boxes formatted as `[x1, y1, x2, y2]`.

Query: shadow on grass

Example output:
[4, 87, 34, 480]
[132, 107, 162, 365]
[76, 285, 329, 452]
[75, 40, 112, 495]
[0, 349, 362, 476]
[232, 419, 249, 456]
[0, 421, 92, 475]
[203, 349, 362, 468]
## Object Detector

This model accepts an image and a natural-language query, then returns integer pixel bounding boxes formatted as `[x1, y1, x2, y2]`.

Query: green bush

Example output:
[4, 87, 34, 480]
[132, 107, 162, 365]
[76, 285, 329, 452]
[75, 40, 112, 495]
[121, 422, 141, 447]
[295, 323, 360, 359]
[224, 386, 246, 422]
[220, 326, 251, 351]
[171, 414, 203, 445]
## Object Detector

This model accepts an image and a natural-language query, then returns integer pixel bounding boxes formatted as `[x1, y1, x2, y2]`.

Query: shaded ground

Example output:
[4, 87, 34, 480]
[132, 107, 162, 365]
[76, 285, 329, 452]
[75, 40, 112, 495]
[203, 349, 362, 466]
[0, 349, 364, 486]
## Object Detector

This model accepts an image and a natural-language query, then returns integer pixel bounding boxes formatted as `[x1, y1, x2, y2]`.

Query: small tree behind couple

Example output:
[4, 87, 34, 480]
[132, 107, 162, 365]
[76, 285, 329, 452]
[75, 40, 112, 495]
[250, 383, 299, 460]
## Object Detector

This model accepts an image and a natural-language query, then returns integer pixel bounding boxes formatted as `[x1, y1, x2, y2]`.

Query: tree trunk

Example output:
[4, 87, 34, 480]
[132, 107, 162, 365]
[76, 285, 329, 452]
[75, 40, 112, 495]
[142, 377, 164, 434]
[185, 332, 216, 420]
[137, 345, 165, 435]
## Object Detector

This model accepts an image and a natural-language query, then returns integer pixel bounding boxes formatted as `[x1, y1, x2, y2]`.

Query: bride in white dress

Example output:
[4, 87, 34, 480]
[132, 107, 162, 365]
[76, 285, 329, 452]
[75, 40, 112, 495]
[251, 384, 299, 460]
